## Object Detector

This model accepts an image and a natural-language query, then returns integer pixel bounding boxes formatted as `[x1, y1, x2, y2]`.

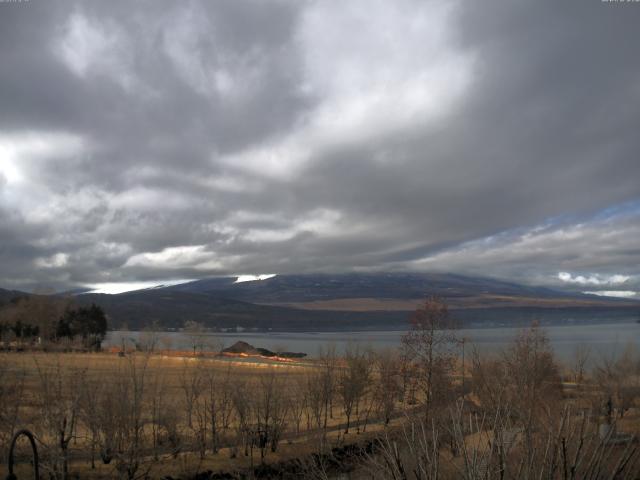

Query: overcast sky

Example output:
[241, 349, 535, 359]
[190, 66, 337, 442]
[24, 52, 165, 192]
[1, 0, 639, 295]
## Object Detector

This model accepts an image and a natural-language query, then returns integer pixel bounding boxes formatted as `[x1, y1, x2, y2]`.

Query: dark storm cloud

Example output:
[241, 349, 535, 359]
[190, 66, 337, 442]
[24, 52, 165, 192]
[0, 0, 639, 293]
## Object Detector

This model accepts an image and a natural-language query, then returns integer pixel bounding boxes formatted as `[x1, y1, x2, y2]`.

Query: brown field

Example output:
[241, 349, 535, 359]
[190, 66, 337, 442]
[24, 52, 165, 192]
[0, 349, 406, 479]
[4, 322, 640, 480]
[270, 294, 636, 311]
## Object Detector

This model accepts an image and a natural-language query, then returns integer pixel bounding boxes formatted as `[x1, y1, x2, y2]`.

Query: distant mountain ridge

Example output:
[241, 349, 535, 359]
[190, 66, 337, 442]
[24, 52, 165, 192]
[167, 273, 539, 299]
[78, 273, 639, 330]
[0, 288, 28, 304]
[2, 274, 639, 331]
[160, 273, 631, 305]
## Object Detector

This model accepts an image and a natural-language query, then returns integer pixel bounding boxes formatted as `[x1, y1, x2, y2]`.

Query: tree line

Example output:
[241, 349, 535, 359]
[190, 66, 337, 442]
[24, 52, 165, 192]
[0, 295, 108, 349]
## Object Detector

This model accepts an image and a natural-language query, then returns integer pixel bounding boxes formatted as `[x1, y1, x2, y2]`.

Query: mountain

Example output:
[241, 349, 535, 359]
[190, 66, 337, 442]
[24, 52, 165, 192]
[2, 274, 638, 331]
[0, 288, 29, 305]
[76, 288, 407, 330]
[75, 273, 639, 331]
[162, 273, 636, 309]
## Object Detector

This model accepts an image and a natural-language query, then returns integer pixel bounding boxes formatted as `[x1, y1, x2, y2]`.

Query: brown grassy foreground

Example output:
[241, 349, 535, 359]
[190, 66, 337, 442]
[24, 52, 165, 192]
[1, 347, 407, 479]
[3, 309, 640, 479]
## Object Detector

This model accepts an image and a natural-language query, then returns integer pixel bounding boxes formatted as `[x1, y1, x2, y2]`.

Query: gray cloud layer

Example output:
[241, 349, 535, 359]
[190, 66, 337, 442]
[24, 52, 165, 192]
[1, 0, 639, 292]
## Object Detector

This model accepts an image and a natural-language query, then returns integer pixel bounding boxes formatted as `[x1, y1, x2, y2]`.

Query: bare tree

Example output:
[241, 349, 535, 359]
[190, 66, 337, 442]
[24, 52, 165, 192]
[373, 349, 402, 426]
[571, 343, 591, 386]
[109, 354, 153, 480]
[364, 402, 640, 480]
[593, 343, 640, 420]
[504, 324, 562, 429]
[471, 349, 511, 415]
[79, 375, 105, 469]
[180, 359, 204, 430]
[146, 366, 175, 461]
[249, 368, 289, 460]
[0, 354, 26, 461]
[616, 344, 640, 418]
[402, 297, 458, 422]
[306, 370, 328, 445]
[204, 364, 232, 454]
[138, 320, 162, 353]
[179, 358, 210, 459]
[288, 374, 309, 437]
[183, 320, 207, 355]
[338, 345, 371, 434]
[317, 345, 338, 428]
[33, 357, 85, 479]
[231, 380, 253, 459]
[473, 323, 562, 443]
[355, 364, 377, 433]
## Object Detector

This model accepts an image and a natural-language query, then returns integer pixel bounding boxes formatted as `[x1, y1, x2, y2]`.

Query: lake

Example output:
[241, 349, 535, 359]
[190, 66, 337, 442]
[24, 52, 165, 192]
[105, 321, 640, 365]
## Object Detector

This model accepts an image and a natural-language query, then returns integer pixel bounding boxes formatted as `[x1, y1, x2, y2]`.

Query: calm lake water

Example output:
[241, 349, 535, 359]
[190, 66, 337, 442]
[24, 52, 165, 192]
[105, 321, 640, 365]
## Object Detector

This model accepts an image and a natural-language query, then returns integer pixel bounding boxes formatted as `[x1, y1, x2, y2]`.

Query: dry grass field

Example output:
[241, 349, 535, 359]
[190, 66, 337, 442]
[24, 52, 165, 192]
[271, 294, 638, 312]
[4, 321, 640, 479]
[0, 348, 407, 479]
